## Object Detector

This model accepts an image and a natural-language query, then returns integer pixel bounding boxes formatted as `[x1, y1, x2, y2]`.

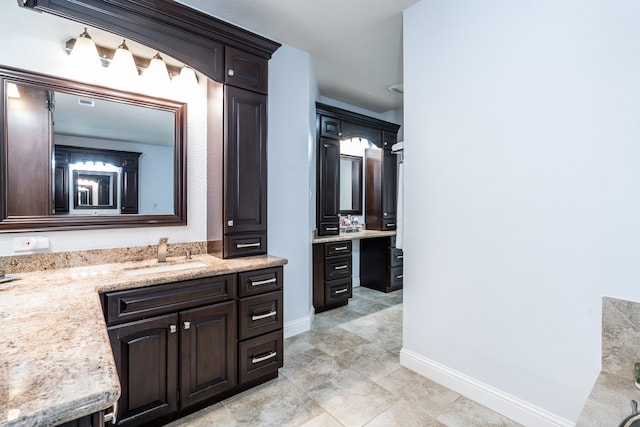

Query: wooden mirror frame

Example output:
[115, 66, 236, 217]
[0, 66, 187, 232]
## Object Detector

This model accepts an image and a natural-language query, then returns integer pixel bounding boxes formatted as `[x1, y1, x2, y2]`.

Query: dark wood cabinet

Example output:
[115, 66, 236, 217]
[315, 103, 400, 236]
[317, 138, 341, 235]
[225, 47, 269, 94]
[58, 411, 104, 427]
[120, 154, 139, 214]
[101, 267, 283, 426]
[107, 313, 179, 426]
[365, 147, 397, 231]
[223, 86, 267, 258]
[313, 241, 352, 312]
[360, 236, 403, 292]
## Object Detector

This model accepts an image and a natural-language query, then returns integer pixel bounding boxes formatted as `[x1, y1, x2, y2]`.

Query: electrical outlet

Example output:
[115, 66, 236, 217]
[13, 237, 49, 252]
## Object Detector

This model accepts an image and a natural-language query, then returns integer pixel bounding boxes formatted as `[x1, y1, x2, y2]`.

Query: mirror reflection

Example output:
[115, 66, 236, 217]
[1, 66, 187, 232]
[339, 138, 373, 216]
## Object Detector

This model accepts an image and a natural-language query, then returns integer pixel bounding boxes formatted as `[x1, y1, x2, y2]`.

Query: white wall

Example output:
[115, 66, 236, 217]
[0, 2, 208, 253]
[268, 44, 318, 334]
[403, 0, 640, 424]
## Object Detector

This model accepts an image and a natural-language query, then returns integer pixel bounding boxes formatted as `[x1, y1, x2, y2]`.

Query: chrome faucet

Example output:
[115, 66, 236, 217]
[158, 237, 168, 262]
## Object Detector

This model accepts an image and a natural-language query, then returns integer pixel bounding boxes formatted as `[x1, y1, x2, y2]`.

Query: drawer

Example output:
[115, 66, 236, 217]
[325, 255, 352, 280]
[390, 266, 404, 287]
[238, 267, 283, 297]
[238, 291, 283, 340]
[325, 277, 351, 306]
[238, 330, 283, 384]
[325, 241, 352, 256]
[223, 233, 267, 258]
[319, 222, 340, 235]
[390, 248, 404, 267]
[103, 274, 236, 325]
[382, 219, 397, 230]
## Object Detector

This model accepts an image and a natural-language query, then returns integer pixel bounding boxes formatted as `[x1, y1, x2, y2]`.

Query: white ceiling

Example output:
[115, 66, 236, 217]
[177, 0, 420, 113]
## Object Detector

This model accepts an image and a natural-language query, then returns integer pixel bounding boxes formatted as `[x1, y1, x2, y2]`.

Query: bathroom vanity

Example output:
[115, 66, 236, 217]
[312, 230, 400, 312]
[0, 253, 286, 426]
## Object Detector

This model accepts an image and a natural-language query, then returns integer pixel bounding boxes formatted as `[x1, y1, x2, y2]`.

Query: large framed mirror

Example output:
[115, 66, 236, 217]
[0, 66, 187, 232]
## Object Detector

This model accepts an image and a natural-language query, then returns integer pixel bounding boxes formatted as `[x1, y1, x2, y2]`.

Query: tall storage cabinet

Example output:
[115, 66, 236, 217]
[223, 50, 269, 258]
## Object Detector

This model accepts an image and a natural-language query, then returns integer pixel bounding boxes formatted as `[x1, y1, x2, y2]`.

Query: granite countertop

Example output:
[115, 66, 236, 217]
[312, 229, 396, 244]
[0, 253, 287, 427]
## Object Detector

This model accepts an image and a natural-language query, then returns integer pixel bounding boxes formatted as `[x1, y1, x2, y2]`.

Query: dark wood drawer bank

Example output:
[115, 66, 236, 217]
[100, 266, 284, 427]
[312, 241, 353, 312]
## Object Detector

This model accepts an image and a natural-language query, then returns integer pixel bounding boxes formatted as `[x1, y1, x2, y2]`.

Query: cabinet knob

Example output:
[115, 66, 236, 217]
[228, 220, 234, 227]
[184, 321, 191, 330]
[169, 325, 177, 334]
[228, 69, 235, 77]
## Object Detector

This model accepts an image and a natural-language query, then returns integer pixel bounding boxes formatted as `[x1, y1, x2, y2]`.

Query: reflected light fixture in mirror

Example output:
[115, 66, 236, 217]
[6, 82, 20, 98]
[69, 28, 102, 73]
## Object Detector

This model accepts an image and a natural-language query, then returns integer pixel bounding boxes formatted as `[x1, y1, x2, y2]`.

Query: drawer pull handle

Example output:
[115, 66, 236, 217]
[104, 401, 118, 424]
[335, 288, 349, 294]
[169, 325, 177, 334]
[237, 242, 261, 249]
[397, 255, 404, 259]
[334, 246, 348, 251]
[335, 265, 348, 270]
[397, 275, 404, 279]
[184, 321, 191, 330]
[251, 277, 277, 287]
[326, 227, 338, 231]
[387, 223, 395, 227]
[252, 351, 277, 364]
[251, 310, 277, 321]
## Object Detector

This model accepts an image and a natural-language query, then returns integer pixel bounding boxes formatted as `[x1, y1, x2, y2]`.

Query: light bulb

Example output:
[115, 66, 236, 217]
[143, 52, 171, 86]
[69, 28, 102, 72]
[110, 40, 138, 80]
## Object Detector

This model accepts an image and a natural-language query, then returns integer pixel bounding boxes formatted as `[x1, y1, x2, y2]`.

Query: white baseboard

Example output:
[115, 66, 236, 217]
[399, 349, 574, 427]
[284, 311, 312, 338]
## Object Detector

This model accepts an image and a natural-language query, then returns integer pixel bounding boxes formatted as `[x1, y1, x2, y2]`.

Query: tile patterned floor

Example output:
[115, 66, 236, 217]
[168, 287, 521, 427]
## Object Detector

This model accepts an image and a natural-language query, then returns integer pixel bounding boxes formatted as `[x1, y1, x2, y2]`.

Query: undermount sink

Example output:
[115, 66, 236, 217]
[124, 261, 208, 276]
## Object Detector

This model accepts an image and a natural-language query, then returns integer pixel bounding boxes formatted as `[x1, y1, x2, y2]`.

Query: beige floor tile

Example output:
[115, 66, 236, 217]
[165, 402, 237, 427]
[299, 412, 343, 427]
[334, 341, 401, 381]
[436, 396, 524, 427]
[223, 376, 323, 427]
[306, 368, 398, 427]
[365, 399, 446, 427]
[279, 348, 352, 391]
[376, 367, 460, 418]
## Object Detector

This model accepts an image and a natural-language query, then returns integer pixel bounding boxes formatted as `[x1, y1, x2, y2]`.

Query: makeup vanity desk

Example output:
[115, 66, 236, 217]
[311, 229, 402, 312]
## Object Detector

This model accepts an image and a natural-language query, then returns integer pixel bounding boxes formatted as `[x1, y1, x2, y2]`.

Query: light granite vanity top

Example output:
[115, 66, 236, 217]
[312, 229, 396, 244]
[0, 253, 287, 427]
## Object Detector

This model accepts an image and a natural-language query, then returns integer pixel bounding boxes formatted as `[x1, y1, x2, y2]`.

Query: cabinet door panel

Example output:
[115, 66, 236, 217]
[224, 86, 267, 236]
[108, 314, 178, 426]
[225, 47, 268, 93]
[317, 137, 340, 234]
[180, 301, 236, 408]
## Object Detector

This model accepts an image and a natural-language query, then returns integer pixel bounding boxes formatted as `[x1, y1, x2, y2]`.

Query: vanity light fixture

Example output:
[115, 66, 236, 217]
[64, 30, 199, 89]
[68, 28, 102, 72]
[6, 82, 20, 99]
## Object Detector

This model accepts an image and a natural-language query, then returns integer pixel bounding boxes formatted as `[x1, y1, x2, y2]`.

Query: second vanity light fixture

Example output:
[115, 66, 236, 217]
[65, 28, 199, 89]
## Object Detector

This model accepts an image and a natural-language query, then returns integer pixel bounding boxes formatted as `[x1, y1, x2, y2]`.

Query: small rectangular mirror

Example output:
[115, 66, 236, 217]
[339, 154, 363, 215]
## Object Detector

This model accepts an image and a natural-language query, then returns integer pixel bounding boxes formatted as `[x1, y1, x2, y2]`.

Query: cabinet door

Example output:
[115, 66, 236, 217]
[120, 155, 139, 214]
[6, 84, 52, 216]
[108, 314, 178, 426]
[179, 301, 236, 409]
[225, 47, 268, 94]
[317, 137, 340, 235]
[224, 86, 267, 243]
[381, 147, 397, 225]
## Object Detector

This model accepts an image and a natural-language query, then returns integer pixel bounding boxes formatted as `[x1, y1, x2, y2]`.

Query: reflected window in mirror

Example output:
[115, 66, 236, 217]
[1, 66, 186, 232]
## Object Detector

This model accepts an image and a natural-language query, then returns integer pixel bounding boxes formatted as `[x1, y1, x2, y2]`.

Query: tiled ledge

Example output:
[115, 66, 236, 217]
[576, 297, 640, 425]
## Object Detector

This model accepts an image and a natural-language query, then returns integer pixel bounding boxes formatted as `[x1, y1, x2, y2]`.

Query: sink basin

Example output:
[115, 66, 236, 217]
[124, 261, 208, 276]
